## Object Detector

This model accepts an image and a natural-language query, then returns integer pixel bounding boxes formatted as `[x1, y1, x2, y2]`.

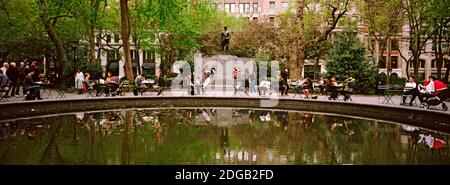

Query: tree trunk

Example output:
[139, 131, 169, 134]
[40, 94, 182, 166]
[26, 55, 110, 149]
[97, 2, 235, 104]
[413, 33, 420, 79]
[97, 27, 103, 74]
[292, 0, 305, 80]
[120, 0, 133, 80]
[44, 49, 50, 77]
[413, 55, 419, 79]
[386, 38, 392, 84]
[89, 25, 96, 64]
[39, 0, 69, 86]
[436, 22, 443, 79]
[88, 0, 97, 64]
[444, 61, 450, 83]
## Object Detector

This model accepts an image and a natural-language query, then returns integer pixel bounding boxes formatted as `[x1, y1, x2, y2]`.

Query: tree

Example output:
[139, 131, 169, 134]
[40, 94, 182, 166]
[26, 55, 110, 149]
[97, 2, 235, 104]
[289, 0, 350, 80]
[0, 0, 50, 63]
[427, 0, 450, 82]
[399, 0, 450, 80]
[137, 0, 220, 74]
[37, 0, 77, 85]
[119, 0, 133, 80]
[362, 0, 404, 83]
[87, 0, 100, 65]
[325, 26, 378, 94]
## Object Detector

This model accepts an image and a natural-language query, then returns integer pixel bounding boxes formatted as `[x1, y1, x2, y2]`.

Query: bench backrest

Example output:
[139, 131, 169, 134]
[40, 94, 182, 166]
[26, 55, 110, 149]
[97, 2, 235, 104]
[377, 85, 390, 90]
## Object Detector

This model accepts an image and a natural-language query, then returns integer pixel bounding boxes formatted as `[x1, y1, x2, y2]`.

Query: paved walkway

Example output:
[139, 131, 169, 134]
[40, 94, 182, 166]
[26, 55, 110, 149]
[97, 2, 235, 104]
[1, 88, 449, 114]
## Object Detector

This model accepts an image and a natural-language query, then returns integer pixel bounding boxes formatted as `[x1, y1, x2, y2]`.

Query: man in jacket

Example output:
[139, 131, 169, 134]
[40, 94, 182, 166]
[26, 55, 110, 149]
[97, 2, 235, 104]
[6, 62, 19, 97]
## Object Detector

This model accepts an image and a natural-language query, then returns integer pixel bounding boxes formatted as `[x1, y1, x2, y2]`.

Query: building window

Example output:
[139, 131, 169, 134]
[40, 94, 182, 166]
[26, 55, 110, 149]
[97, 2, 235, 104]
[211, 3, 218, 9]
[269, 1, 275, 12]
[143, 50, 155, 63]
[378, 56, 386, 69]
[130, 50, 137, 60]
[239, 3, 250, 13]
[269, 16, 275, 23]
[445, 60, 450, 68]
[224, 4, 230, 13]
[409, 61, 426, 68]
[409, 60, 425, 68]
[107, 50, 120, 60]
[106, 34, 111, 43]
[253, 3, 258, 13]
[281, 2, 289, 11]
[114, 33, 120, 43]
[224, 3, 235, 13]
[391, 39, 399, 50]
[432, 59, 445, 68]
[368, 39, 376, 50]
[391, 56, 398, 69]
[433, 40, 449, 51]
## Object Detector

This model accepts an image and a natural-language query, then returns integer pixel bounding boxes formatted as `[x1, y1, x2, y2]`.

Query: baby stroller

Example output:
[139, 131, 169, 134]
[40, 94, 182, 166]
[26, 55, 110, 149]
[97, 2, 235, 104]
[419, 88, 449, 111]
[109, 80, 126, 97]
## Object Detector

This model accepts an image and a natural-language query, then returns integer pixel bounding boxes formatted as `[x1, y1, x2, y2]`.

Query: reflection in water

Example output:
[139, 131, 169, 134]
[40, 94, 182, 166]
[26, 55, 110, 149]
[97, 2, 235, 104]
[0, 108, 449, 165]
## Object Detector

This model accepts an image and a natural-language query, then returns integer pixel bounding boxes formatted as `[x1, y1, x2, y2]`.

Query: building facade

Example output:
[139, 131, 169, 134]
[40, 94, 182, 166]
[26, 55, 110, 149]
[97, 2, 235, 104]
[93, 33, 160, 79]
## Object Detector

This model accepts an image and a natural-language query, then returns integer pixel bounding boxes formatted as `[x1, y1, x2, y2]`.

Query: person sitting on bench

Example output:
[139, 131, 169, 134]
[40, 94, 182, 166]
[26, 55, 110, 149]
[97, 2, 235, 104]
[258, 78, 271, 96]
[24, 70, 41, 100]
[402, 76, 419, 106]
[135, 74, 147, 95]
[154, 71, 163, 96]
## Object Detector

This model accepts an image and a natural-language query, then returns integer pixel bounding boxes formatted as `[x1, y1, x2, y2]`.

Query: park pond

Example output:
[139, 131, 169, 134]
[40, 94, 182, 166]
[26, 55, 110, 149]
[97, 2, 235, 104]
[0, 108, 449, 165]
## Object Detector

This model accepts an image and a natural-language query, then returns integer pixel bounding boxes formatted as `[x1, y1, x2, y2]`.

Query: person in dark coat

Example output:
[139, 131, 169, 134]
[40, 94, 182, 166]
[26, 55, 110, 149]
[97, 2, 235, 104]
[280, 68, 290, 96]
[6, 62, 19, 97]
[17, 62, 28, 96]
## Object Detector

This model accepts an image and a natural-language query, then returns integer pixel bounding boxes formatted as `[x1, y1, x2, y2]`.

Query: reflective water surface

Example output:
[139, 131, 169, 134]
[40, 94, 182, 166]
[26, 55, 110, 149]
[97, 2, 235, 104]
[0, 108, 449, 165]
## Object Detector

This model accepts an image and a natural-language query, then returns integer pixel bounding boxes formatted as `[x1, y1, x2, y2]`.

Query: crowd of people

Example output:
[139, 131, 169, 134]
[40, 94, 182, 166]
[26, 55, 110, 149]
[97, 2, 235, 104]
[0, 60, 41, 99]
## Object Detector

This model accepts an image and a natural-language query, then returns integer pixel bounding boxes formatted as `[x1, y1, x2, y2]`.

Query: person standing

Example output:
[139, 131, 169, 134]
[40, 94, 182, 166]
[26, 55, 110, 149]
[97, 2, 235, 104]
[233, 66, 239, 94]
[6, 62, 19, 97]
[0, 70, 10, 94]
[0, 63, 9, 75]
[17, 62, 27, 96]
[29, 63, 40, 82]
[280, 68, 290, 96]
[74, 68, 84, 95]
[248, 70, 256, 94]
[317, 77, 326, 95]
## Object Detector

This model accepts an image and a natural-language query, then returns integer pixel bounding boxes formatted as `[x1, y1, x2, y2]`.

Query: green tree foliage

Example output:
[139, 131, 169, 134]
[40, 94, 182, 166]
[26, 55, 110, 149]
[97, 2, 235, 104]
[325, 27, 378, 94]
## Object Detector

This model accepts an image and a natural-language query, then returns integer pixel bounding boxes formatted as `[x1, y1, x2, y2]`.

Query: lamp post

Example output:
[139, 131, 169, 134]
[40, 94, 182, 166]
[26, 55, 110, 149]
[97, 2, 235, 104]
[71, 41, 79, 71]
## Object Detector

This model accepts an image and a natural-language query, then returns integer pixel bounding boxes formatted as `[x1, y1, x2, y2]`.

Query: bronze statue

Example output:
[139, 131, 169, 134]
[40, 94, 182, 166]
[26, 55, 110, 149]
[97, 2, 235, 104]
[221, 27, 231, 54]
